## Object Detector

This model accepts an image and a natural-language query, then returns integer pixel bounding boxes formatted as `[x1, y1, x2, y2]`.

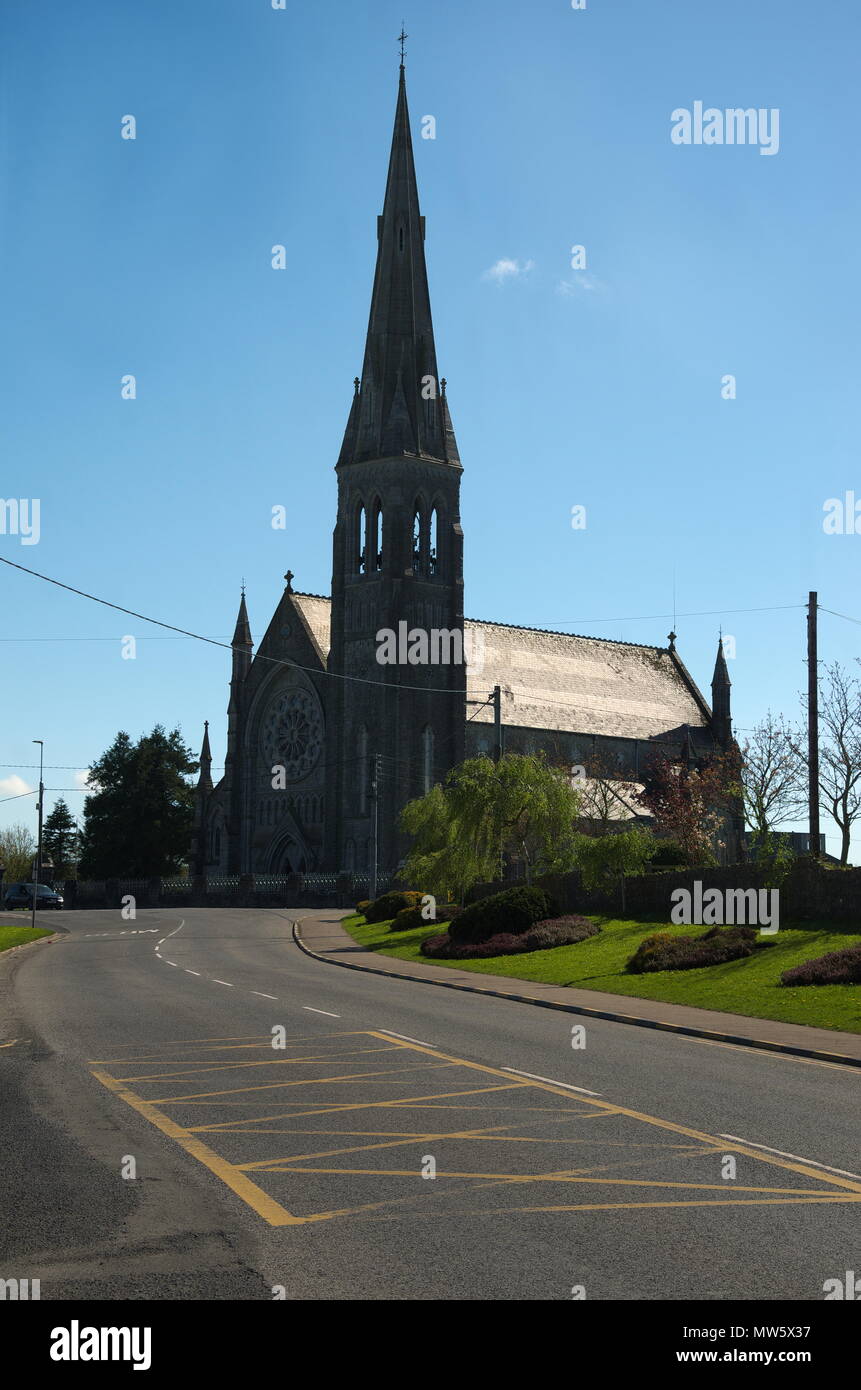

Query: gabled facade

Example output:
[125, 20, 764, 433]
[193, 65, 739, 878]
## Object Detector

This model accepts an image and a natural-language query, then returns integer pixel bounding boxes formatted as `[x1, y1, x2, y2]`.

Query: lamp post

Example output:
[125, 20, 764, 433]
[32, 740, 43, 929]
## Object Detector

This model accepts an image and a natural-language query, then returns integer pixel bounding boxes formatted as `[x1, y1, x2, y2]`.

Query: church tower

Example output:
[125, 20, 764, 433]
[325, 57, 466, 876]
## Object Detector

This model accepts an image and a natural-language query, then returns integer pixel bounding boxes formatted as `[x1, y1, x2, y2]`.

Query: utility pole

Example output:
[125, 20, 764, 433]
[492, 685, 502, 763]
[369, 752, 381, 900]
[32, 739, 44, 927]
[807, 592, 820, 859]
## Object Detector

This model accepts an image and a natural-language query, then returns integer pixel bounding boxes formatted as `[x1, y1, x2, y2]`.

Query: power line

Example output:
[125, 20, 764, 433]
[513, 604, 805, 628]
[0, 764, 90, 771]
[820, 606, 861, 627]
[0, 635, 232, 644]
[0, 555, 468, 696]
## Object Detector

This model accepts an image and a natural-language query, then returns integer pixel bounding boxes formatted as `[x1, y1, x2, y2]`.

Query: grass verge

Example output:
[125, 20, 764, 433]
[0, 924, 54, 953]
[340, 913, 861, 1034]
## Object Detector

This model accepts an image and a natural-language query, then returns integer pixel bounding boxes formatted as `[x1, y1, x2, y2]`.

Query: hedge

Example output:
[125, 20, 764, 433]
[421, 914, 599, 960]
[627, 925, 765, 975]
[448, 885, 558, 945]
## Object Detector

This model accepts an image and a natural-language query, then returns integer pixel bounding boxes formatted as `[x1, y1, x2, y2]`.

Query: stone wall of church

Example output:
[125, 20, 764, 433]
[464, 723, 697, 781]
[242, 661, 328, 874]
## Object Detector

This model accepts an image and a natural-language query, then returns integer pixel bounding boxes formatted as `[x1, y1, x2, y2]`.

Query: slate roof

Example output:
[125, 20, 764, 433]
[464, 619, 710, 740]
[291, 595, 712, 742]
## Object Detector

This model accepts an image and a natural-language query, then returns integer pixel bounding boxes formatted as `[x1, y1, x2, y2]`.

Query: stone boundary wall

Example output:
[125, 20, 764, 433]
[468, 859, 861, 925]
[58, 873, 384, 912]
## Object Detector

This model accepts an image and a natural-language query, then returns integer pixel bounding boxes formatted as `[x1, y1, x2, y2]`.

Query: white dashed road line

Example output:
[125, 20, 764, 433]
[379, 1028, 435, 1047]
[185, 970, 201, 976]
[213, 980, 233, 988]
[719, 1134, 861, 1182]
[502, 1066, 602, 1097]
[252, 992, 278, 1000]
[302, 1006, 340, 1017]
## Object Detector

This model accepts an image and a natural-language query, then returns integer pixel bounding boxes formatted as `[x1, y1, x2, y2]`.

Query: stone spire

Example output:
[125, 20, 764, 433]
[338, 63, 460, 469]
[232, 590, 252, 652]
[711, 636, 732, 746]
[197, 720, 213, 793]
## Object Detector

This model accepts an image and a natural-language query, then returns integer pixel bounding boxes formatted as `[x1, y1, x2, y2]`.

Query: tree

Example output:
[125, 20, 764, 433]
[78, 727, 198, 878]
[792, 663, 861, 866]
[572, 747, 643, 837]
[635, 749, 742, 865]
[741, 713, 806, 837]
[574, 826, 655, 911]
[42, 799, 79, 880]
[0, 823, 36, 885]
[400, 753, 582, 902]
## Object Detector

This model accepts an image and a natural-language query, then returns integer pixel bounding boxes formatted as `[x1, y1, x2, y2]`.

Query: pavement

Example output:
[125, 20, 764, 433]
[1, 906, 859, 1301]
[296, 912, 861, 1066]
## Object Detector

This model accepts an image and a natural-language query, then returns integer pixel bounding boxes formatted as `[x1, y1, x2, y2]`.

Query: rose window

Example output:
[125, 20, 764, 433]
[262, 689, 323, 782]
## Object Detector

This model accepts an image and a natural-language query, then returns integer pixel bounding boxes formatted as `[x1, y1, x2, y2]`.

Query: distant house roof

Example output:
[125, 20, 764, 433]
[290, 594, 711, 743]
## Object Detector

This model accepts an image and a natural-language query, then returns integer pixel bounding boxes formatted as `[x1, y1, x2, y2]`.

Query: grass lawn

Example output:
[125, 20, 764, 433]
[340, 913, 861, 1034]
[0, 923, 53, 953]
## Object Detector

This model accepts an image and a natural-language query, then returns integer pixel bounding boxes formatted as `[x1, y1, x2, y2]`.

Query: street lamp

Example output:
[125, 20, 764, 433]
[32, 740, 43, 929]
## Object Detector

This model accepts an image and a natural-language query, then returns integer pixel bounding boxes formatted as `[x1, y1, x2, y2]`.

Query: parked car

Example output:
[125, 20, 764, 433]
[3, 882, 64, 911]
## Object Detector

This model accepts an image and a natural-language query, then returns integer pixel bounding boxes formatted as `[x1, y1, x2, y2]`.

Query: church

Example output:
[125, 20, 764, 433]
[191, 60, 735, 881]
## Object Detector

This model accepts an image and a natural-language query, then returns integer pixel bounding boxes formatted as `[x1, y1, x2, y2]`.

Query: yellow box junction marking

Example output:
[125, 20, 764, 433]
[89, 1029, 861, 1227]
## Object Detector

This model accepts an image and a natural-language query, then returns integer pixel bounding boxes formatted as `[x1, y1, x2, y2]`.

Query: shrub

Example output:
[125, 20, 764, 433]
[390, 902, 461, 932]
[781, 945, 861, 987]
[448, 885, 558, 945]
[627, 924, 762, 974]
[648, 841, 689, 867]
[422, 914, 598, 960]
[364, 890, 425, 924]
[355, 899, 371, 916]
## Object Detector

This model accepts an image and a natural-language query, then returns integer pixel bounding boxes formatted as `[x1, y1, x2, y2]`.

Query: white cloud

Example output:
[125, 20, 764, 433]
[556, 273, 602, 297]
[0, 775, 34, 801]
[73, 769, 93, 792]
[483, 257, 535, 283]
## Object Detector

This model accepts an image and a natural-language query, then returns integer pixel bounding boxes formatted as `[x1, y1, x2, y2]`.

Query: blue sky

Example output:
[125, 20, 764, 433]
[1, 0, 859, 857]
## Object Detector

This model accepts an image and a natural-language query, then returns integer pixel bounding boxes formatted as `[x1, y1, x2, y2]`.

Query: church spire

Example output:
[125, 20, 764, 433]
[232, 589, 252, 651]
[197, 720, 213, 793]
[338, 60, 460, 468]
[711, 635, 733, 746]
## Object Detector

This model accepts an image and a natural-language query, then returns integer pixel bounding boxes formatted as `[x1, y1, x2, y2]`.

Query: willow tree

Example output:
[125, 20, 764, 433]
[400, 753, 582, 902]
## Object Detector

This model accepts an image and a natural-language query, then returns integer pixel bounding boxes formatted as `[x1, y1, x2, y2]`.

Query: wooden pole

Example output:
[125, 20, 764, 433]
[807, 592, 820, 859]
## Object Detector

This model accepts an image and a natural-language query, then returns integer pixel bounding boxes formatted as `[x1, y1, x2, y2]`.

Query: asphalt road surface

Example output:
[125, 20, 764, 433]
[1, 907, 859, 1301]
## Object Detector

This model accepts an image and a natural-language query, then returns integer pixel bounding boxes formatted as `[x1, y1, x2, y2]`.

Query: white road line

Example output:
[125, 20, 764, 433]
[379, 1028, 435, 1047]
[185, 970, 201, 976]
[164, 961, 178, 967]
[719, 1134, 861, 1182]
[502, 1067, 602, 1097]
[213, 979, 233, 987]
[252, 992, 278, 1000]
[302, 1006, 340, 1017]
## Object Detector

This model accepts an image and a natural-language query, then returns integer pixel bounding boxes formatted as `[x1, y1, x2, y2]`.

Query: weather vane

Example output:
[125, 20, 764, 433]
[398, 24, 408, 66]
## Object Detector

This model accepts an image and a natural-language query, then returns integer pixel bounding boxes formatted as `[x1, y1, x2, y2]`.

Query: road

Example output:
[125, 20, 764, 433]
[1, 907, 859, 1300]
